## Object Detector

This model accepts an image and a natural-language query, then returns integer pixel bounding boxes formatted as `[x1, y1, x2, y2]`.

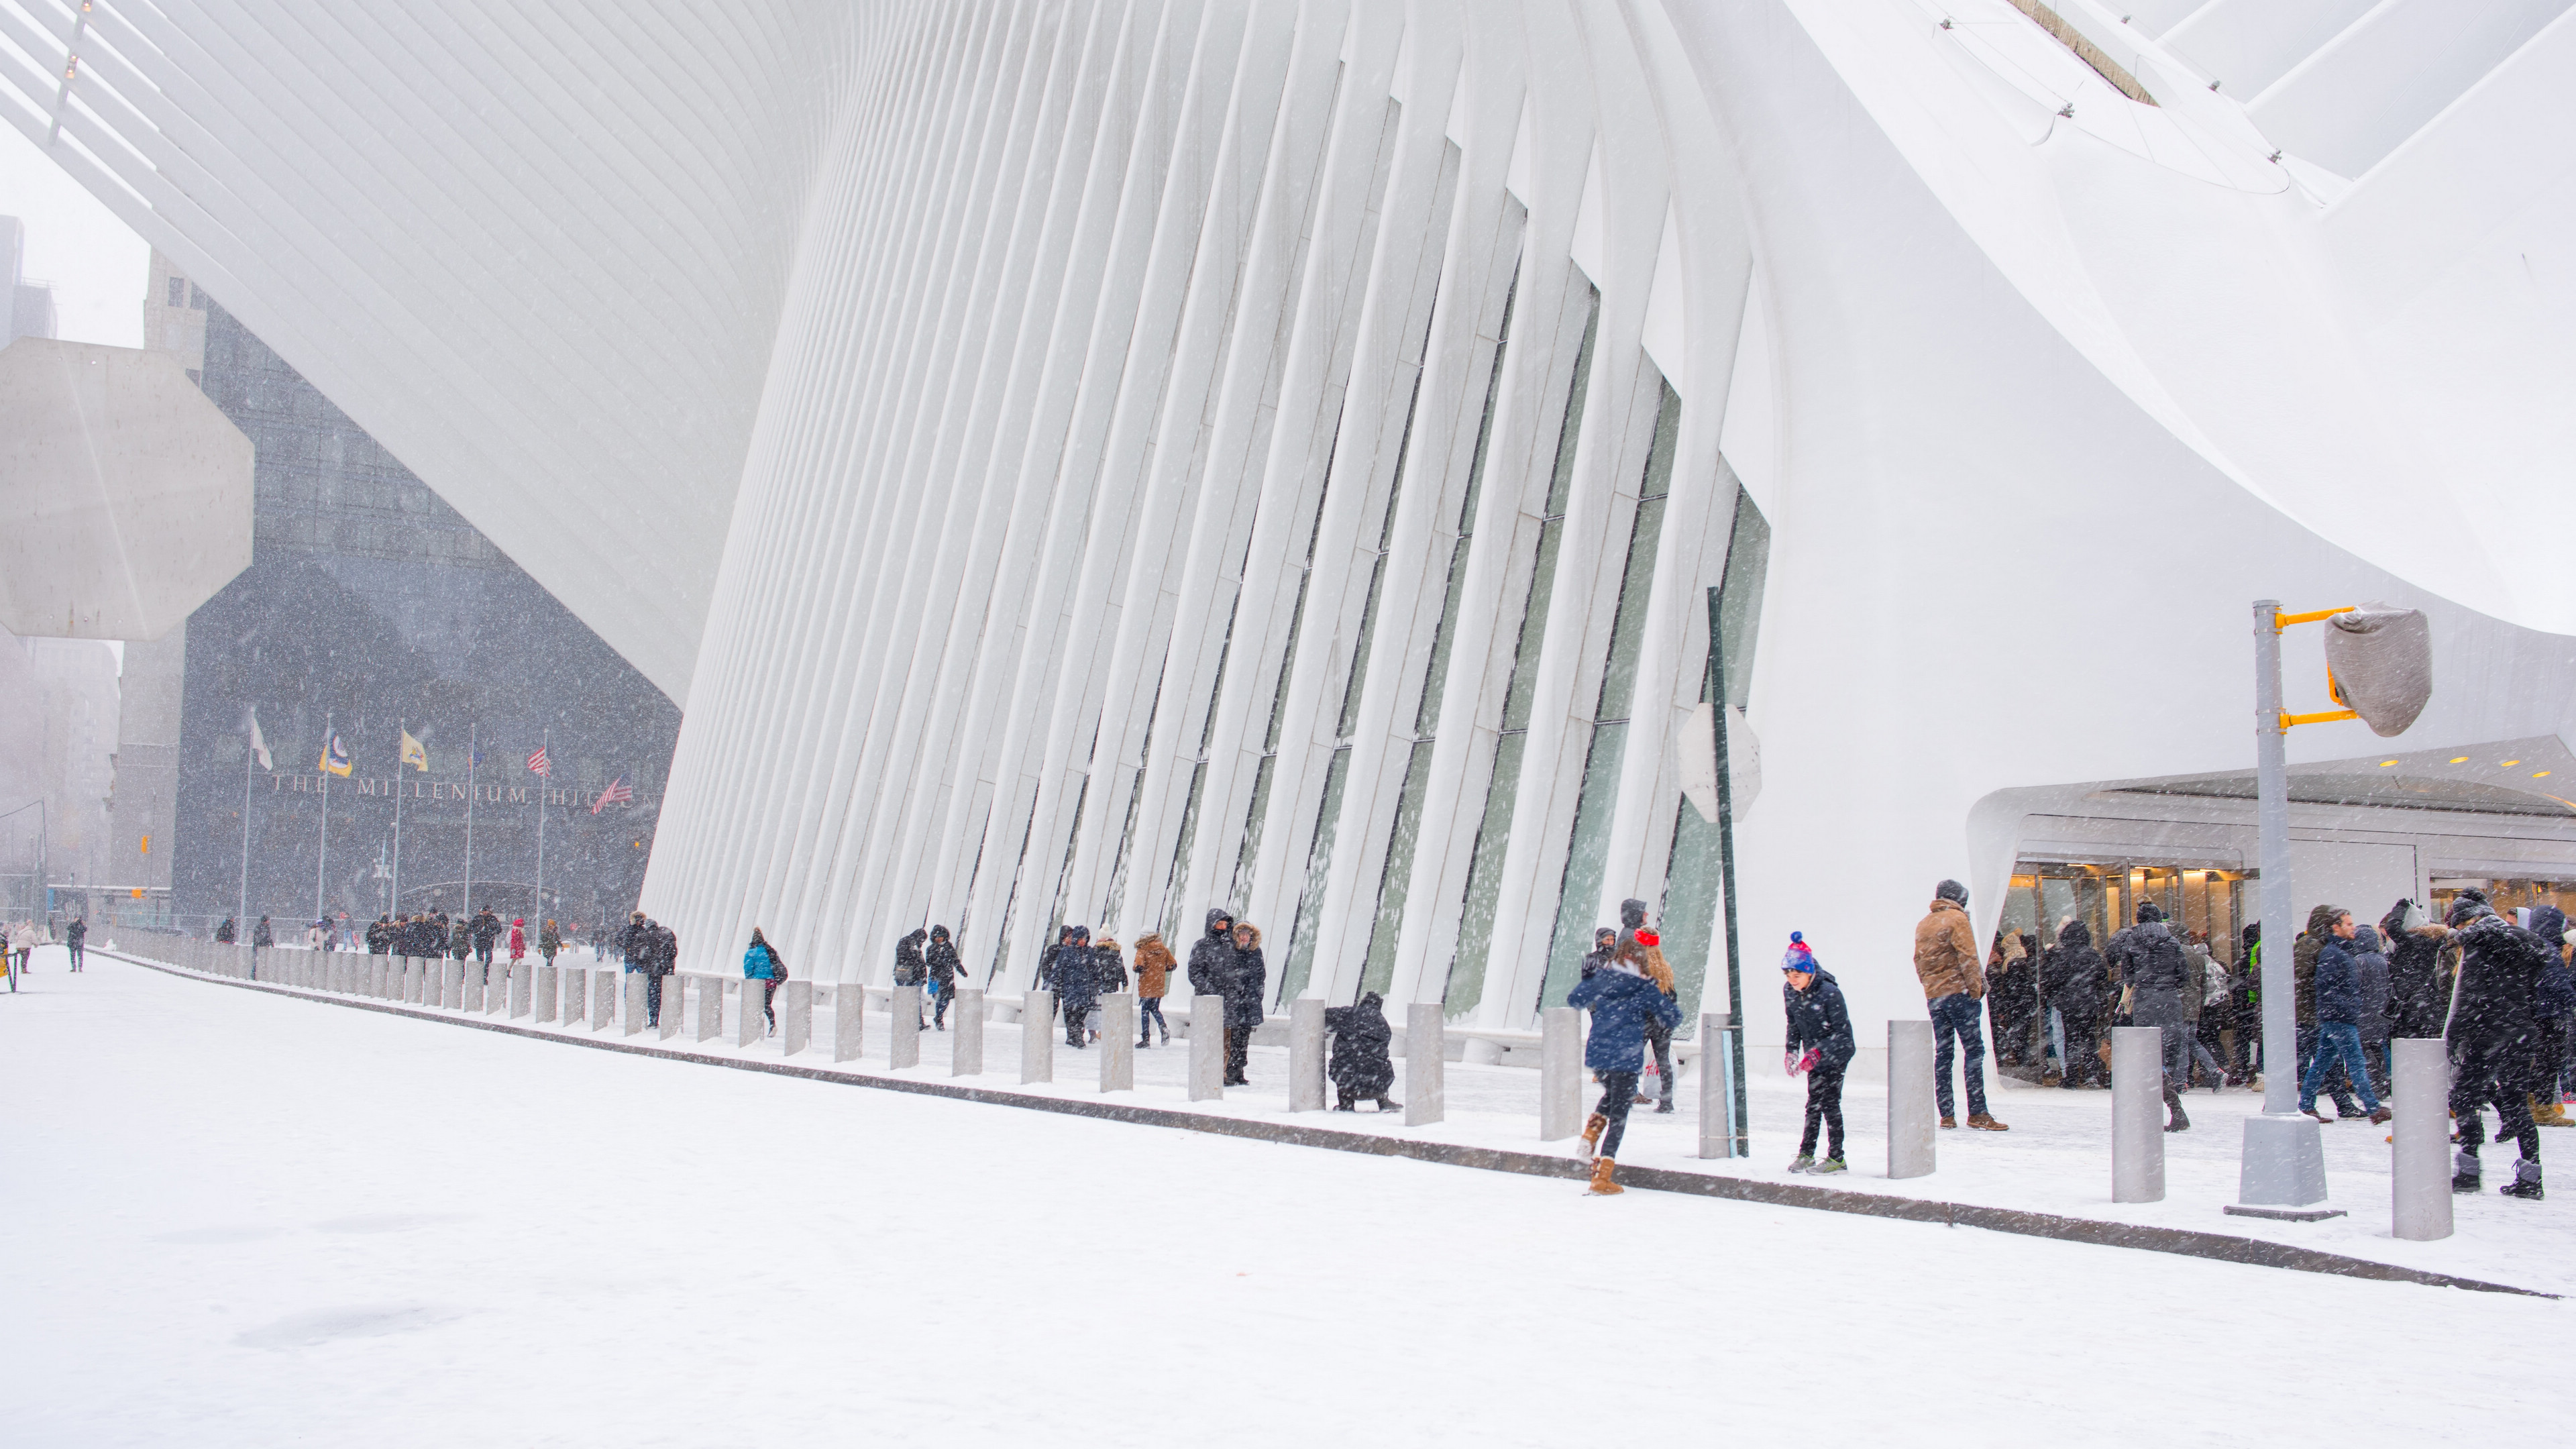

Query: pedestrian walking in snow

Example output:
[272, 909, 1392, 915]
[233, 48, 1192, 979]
[1092, 936, 1127, 1043]
[253, 915, 274, 950]
[926, 924, 964, 1030]
[2109, 901, 2195, 1132]
[1568, 941, 1682, 1195]
[1781, 932, 1855, 1173]
[1056, 926, 1097, 1047]
[1224, 922, 1266, 1085]
[449, 916, 473, 965]
[2299, 908, 2389, 1126]
[472, 907, 502, 969]
[2350, 922, 2394, 1099]
[1132, 932, 1177, 1046]
[1580, 926, 1617, 981]
[539, 919, 561, 963]
[1914, 881, 2006, 1130]
[648, 919, 678, 1026]
[2529, 906, 2573, 1128]
[64, 916, 84, 972]
[508, 918, 527, 965]
[2043, 918, 2108, 1088]
[2445, 892, 2547, 1197]
[1625, 916, 1681, 1114]
[743, 928, 784, 1035]
[1324, 991, 1398, 1110]
[215, 917, 237, 945]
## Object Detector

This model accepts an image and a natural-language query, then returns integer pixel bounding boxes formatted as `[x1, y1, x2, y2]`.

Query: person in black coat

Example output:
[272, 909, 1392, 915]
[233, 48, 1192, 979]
[2447, 893, 2548, 1199]
[1224, 922, 1267, 1085]
[472, 907, 503, 966]
[1579, 926, 1616, 981]
[1186, 908, 1236, 1000]
[215, 917, 237, 945]
[1055, 926, 1097, 1048]
[1781, 932, 1856, 1172]
[926, 925, 964, 1030]
[1324, 991, 1397, 1110]
[2042, 919, 2108, 1088]
[64, 916, 85, 971]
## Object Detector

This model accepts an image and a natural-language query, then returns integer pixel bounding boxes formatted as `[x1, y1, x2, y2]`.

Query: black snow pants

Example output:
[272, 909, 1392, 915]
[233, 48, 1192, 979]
[2453, 1033, 2540, 1162]
[1593, 1071, 1640, 1159]
[1800, 1063, 1847, 1159]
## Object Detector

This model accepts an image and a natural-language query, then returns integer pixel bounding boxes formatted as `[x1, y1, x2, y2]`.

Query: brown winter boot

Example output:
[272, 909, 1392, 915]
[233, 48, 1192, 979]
[1968, 1112, 2009, 1131]
[1579, 1112, 1607, 1158]
[1586, 1157, 1622, 1195]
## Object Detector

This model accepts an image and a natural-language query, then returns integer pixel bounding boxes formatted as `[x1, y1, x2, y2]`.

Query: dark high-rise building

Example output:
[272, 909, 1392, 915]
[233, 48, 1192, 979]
[170, 290, 680, 941]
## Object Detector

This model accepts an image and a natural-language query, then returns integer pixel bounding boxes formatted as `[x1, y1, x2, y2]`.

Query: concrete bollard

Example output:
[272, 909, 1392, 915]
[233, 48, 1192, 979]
[735, 976, 765, 1046]
[1022, 989, 1055, 1083]
[564, 967, 588, 1026]
[626, 971, 648, 1036]
[1097, 994, 1132, 1091]
[1289, 998, 1324, 1111]
[1189, 995, 1226, 1101]
[697, 977, 724, 1042]
[462, 959, 486, 1014]
[592, 969, 616, 1031]
[510, 961, 532, 1018]
[444, 958, 466, 1011]
[1888, 1020, 1937, 1179]
[890, 984, 922, 1067]
[782, 979, 812, 1056]
[487, 961, 508, 1016]
[2112, 1026, 2166, 1203]
[534, 964, 557, 1023]
[2392, 1037, 2453, 1240]
[659, 975, 682, 1039]
[1542, 1006, 1583, 1140]
[953, 988, 987, 1076]
[1406, 1003, 1446, 1126]
[835, 980, 865, 1063]
[1698, 1013, 1743, 1159]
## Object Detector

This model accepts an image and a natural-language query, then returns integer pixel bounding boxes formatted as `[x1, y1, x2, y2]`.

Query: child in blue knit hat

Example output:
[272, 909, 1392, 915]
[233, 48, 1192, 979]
[1782, 932, 1857, 1173]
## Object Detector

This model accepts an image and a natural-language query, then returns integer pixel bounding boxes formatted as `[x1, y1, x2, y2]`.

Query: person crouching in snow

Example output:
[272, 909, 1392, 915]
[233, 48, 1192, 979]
[1568, 947, 1682, 1195]
[1782, 932, 1856, 1173]
[1324, 991, 1399, 1111]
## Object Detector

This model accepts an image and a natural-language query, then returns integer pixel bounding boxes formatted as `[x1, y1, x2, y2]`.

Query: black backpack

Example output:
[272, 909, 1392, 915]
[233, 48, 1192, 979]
[2142, 930, 2186, 990]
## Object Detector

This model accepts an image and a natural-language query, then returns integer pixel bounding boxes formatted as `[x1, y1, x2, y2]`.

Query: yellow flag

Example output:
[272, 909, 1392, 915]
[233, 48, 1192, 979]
[400, 728, 429, 772]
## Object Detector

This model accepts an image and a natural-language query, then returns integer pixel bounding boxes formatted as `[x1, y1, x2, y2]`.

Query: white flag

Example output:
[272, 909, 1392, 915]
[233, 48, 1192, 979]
[248, 710, 273, 771]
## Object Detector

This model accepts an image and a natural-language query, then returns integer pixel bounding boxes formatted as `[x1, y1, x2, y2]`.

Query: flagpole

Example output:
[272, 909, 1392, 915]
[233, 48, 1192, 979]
[392, 722, 405, 915]
[239, 714, 254, 929]
[463, 720, 476, 918]
[533, 726, 548, 927]
[315, 710, 331, 924]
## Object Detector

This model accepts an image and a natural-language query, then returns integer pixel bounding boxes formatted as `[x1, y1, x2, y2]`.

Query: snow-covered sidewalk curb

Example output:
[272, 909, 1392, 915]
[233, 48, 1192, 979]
[103, 949, 2548, 1298]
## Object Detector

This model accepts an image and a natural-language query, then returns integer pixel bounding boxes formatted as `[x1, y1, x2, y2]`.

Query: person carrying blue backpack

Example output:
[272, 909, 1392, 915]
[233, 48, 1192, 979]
[743, 928, 786, 1036]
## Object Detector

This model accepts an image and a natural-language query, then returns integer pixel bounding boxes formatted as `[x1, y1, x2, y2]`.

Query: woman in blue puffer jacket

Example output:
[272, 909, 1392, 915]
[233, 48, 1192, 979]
[743, 928, 785, 1036]
[1566, 945, 1682, 1196]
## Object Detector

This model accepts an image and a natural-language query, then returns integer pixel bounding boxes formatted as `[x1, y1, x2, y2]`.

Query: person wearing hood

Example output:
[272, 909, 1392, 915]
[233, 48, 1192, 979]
[2446, 891, 2548, 1199]
[1568, 936, 1684, 1195]
[2042, 918, 2108, 1088]
[2298, 908, 2389, 1126]
[1988, 928, 2037, 1070]
[1782, 932, 1856, 1173]
[2349, 921, 2393, 1099]
[365, 916, 391, 955]
[2528, 904, 2573, 1128]
[896, 926, 930, 1028]
[743, 928, 784, 1034]
[472, 907, 503, 968]
[2109, 901, 2195, 1131]
[2292, 903, 2367, 1118]
[1913, 880, 2005, 1130]
[926, 924, 965, 1030]
[2379, 900, 2449, 1042]
[216, 916, 237, 945]
[1580, 926, 1617, 981]
[539, 919, 562, 963]
[1324, 991, 1399, 1110]
[252, 915, 274, 950]
[1224, 922, 1266, 1085]
[507, 918, 527, 971]
[1132, 932, 1178, 1046]
[1056, 926, 1098, 1049]
[2229, 922, 2263, 1083]
[1187, 908, 1236, 1000]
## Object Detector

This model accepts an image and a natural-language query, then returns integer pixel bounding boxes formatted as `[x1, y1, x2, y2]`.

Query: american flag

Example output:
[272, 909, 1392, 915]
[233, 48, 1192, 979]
[527, 745, 552, 777]
[590, 773, 633, 814]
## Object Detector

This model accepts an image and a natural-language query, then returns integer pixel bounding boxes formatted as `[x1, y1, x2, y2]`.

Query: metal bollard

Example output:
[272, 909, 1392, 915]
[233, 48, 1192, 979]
[2392, 1037, 2453, 1240]
[2112, 1026, 2166, 1203]
[953, 988, 987, 1076]
[1406, 1003, 1446, 1126]
[890, 984, 922, 1067]
[1698, 1013, 1743, 1159]
[1022, 989, 1055, 1083]
[1542, 1006, 1582, 1140]
[1289, 998, 1324, 1111]
[697, 976, 724, 1042]
[782, 979, 812, 1056]
[1097, 994, 1132, 1091]
[1189, 994, 1226, 1101]
[835, 980, 864, 1062]
[737, 975, 767, 1046]
[1888, 1020, 1937, 1179]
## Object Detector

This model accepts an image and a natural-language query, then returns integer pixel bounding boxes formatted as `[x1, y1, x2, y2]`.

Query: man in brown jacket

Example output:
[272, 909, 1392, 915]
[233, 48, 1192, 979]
[1916, 879, 2008, 1130]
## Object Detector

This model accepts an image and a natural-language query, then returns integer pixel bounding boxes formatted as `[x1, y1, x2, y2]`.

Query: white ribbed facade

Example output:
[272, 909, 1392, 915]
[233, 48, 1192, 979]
[14, 0, 2576, 1046]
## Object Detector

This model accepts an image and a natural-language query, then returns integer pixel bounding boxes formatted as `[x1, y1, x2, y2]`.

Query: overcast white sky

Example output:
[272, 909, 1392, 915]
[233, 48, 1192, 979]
[0, 120, 148, 348]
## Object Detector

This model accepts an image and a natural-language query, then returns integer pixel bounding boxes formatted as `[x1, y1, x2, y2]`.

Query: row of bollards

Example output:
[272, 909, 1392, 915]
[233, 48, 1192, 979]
[127, 938, 2454, 1238]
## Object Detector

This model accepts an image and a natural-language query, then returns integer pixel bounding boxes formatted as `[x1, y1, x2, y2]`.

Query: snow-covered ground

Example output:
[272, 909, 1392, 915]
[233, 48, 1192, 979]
[5, 949, 2567, 1445]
